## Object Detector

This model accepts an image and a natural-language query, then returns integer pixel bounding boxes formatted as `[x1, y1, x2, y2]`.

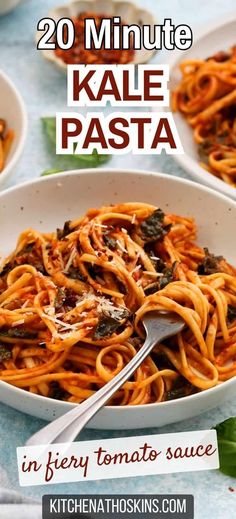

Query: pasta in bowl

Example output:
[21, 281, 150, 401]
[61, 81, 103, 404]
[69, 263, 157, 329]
[0, 169, 235, 428]
[166, 14, 236, 200]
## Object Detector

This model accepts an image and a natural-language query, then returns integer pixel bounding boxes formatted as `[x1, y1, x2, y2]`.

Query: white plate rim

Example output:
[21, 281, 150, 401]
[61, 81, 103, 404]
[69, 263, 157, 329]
[0, 69, 28, 184]
[165, 11, 236, 200]
[0, 168, 235, 416]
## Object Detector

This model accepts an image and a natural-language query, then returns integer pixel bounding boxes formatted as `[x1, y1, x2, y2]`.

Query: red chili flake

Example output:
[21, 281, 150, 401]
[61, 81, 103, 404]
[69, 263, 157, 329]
[228, 487, 235, 492]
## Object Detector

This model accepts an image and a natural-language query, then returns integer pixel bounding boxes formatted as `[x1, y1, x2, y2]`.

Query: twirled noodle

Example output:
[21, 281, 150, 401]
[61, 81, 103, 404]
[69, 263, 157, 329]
[0, 202, 235, 405]
[172, 45, 236, 187]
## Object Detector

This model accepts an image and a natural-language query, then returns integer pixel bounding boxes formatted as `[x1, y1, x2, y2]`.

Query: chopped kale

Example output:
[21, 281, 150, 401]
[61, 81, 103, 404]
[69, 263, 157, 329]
[2, 246, 47, 275]
[166, 376, 197, 400]
[56, 220, 72, 240]
[198, 141, 212, 164]
[103, 306, 130, 321]
[64, 289, 78, 308]
[144, 282, 160, 296]
[0, 261, 13, 277]
[154, 258, 166, 272]
[159, 262, 178, 290]
[0, 328, 38, 339]
[16, 242, 35, 256]
[227, 305, 236, 323]
[67, 266, 86, 282]
[144, 262, 177, 295]
[50, 382, 67, 401]
[55, 287, 79, 310]
[88, 264, 103, 279]
[38, 342, 46, 348]
[198, 248, 224, 275]
[54, 288, 66, 310]
[151, 351, 175, 371]
[140, 209, 172, 244]
[103, 233, 116, 249]
[0, 345, 11, 362]
[93, 316, 122, 340]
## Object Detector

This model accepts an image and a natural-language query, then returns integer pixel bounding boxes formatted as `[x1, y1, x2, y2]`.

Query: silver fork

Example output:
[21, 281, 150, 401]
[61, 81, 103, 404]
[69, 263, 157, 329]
[26, 312, 185, 446]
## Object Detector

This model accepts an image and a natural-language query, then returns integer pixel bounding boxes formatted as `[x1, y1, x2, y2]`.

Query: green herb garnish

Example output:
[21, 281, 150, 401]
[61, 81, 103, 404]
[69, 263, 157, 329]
[0, 329, 38, 340]
[227, 305, 236, 323]
[214, 417, 236, 477]
[56, 220, 72, 240]
[93, 316, 121, 340]
[66, 266, 86, 282]
[140, 209, 171, 244]
[159, 262, 178, 290]
[41, 117, 111, 175]
[0, 345, 11, 362]
[0, 262, 13, 277]
[198, 248, 224, 275]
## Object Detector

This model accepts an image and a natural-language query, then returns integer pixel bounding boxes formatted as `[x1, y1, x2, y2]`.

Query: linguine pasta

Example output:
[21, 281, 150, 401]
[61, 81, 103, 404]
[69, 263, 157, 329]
[172, 45, 236, 187]
[0, 202, 236, 405]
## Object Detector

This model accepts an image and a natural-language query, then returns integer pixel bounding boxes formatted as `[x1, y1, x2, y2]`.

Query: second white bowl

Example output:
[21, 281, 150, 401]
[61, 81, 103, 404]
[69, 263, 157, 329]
[0, 70, 27, 186]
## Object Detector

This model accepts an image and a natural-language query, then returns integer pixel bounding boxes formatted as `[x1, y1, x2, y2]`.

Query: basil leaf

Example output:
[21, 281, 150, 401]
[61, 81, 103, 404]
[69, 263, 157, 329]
[42, 116, 57, 146]
[41, 168, 63, 177]
[41, 117, 111, 172]
[214, 417, 236, 477]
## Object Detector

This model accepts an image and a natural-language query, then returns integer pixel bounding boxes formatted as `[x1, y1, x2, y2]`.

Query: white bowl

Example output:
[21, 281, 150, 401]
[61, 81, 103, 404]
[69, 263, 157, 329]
[0, 70, 27, 185]
[0, 169, 235, 429]
[0, 0, 23, 16]
[167, 13, 236, 200]
[36, 0, 156, 71]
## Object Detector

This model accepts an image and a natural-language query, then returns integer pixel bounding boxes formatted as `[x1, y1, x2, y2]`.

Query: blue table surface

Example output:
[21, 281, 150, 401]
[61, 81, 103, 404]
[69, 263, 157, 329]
[0, 0, 236, 515]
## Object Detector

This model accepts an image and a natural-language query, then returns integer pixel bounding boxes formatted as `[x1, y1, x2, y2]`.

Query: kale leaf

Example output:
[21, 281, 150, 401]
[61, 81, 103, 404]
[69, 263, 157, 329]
[0, 329, 38, 339]
[159, 262, 178, 290]
[93, 316, 121, 340]
[140, 209, 171, 244]
[0, 262, 13, 277]
[0, 345, 11, 362]
[103, 233, 116, 250]
[67, 266, 86, 282]
[227, 305, 236, 323]
[54, 288, 66, 310]
[57, 221, 72, 240]
[198, 248, 224, 275]
[144, 262, 177, 295]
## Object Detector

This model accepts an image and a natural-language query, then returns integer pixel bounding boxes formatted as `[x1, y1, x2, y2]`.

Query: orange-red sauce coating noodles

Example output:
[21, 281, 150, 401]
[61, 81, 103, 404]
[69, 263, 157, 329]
[0, 202, 235, 405]
[172, 46, 236, 187]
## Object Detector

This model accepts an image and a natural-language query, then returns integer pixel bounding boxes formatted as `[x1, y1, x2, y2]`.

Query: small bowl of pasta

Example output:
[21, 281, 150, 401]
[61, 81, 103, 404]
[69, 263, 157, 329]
[0, 168, 235, 429]
[167, 13, 236, 200]
[0, 70, 27, 185]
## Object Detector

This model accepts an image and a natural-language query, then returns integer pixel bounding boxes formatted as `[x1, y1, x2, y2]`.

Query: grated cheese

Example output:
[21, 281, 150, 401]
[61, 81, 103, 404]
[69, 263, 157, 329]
[76, 291, 127, 320]
[116, 240, 128, 254]
[93, 223, 108, 229]
[21, 299, 30, 308]
[12, 319, 25, 327]
[150, 256, 160, 261]
[130, 265, 141, 275]
[143, 271, 164, 277]
[63, 246, 77, 274]
[42, 313, 79, 331]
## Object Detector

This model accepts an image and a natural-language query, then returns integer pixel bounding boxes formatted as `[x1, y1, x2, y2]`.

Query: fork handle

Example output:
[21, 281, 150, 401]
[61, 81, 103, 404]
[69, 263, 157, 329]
[27, 332, 160, 446]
